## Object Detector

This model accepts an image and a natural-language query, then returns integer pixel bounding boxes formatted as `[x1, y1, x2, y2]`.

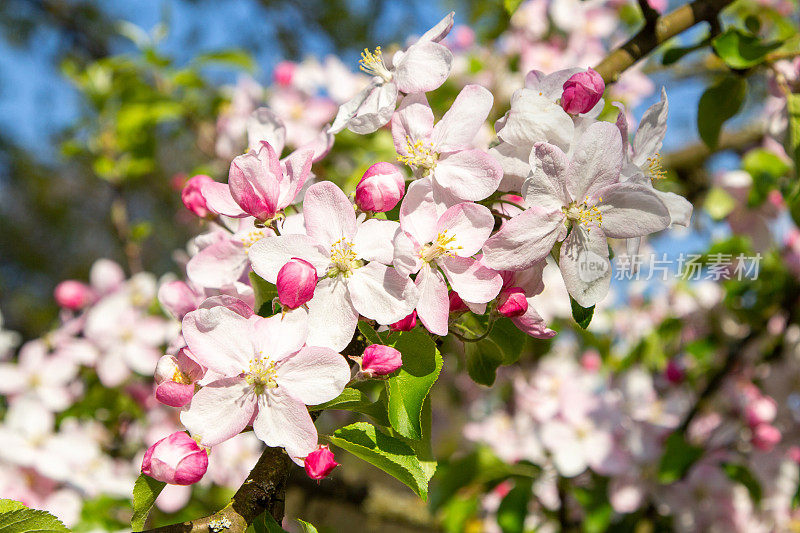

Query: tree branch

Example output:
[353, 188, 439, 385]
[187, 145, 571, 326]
[594, 0, 734, 83]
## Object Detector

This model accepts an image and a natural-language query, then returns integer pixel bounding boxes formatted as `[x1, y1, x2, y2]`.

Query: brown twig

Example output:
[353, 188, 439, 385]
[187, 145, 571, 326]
[594, 0, 734, 83]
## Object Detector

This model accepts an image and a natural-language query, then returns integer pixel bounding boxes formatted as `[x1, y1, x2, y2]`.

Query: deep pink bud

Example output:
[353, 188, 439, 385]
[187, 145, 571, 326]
[181, 175, 214, 218]
[276, 258, 318, 309]
[745, 396, 778, 427]
[497, 287, 528, 318]
[154, 349, 205, 408]
[273, 61, 296, 86]
[354, 162, 405, 213]
[751, 423, 781, 452]
[390, 310, 417, 332]
[665, 359, 685, 384]
[304, 445, 339, 480]
[361, 344, 403, 376]
[561, 68, 605, 115]
[141, 432, 208, 485]
[54, 280, 93, 310]
[449, 292, 468, 313]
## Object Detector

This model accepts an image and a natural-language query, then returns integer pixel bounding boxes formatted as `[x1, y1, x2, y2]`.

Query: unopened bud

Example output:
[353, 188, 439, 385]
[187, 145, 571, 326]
[355, 162, 405, 213]
[390, 310, 417, 332]
[54, 280, 93, 310]
[665, 359, 685, 384]
[751, 423, 781, 452]
[154, 349, 205, 408]
[449, 292, 468, 314]
[141, 432, 208, 485]
[276, 258, 318, 309]
[181, 175, 214, 218]
[561, 68, 605, 115]
[304, 445, 338, 480]
[361, 344, 403, 376]
[497, 287, 528, 318]
[273, 61, 296, 86]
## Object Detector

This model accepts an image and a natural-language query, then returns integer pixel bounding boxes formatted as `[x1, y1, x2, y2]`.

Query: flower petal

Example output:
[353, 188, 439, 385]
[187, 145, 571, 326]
[248, 235, 329, 284]
[434, 149, 502, 202]
[432, 85, 493, 151]
[303, 181, 357, 249]
[182, 306, 255, 375]
[392, 93, 434, 156]
[568, 121, 623, 201]
[439, 256, 502, 303]
[254, 391, 318, 463]
[496, 90, 574, 152]
[436, 202, 495, 256]
[393, 41, 453, 94]
[348, 262, 418, 325]
[180, 376, 255, 447]
[347, 83, 399, 135]
[482, 207, 565, 271]
[276, 346, 350, 405]
[559, 224, 611, 307]
[247, 107, 286, 155]
[524, 141, 570, 209]
[201, 181, 247, 218]
[595, 183, 670, 238]
[353, 218, 400, 264]
[632, 87, 668, 167]
[307, 275, 359, 352]
[414, 263, 449, 335]
[399, 178, 439, 245]
[251, 312, 309, 361]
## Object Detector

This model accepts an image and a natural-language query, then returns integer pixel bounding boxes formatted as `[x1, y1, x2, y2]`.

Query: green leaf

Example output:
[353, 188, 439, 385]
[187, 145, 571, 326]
[697, 75, 746, 149]
[504, 0, 525, 14]
[249, 272, 278, 317]
[743, 148, 791, 206]
[712, 28, 782, 69]
[385, 328, 443, 440]
[570, 297, 595, 329]
[250, 512, 289, 533]
[463, 318, 528, 386]
[657, 433, 704, 483]
[787, 93, 800, 174]
[662, 35, 711, 66]
[131, 474, 166, 531]
[296, 519, 319, 533]
[441, 495, 479, 533]
[357, 321, 384, 345]
[722, 463, 762, 504]
[328, 422, 430, 500]
[496, 479, 533, 533]
[196, 49, 255, 71]
[309, 387, 390, 427]
[0, 500, 69, 532]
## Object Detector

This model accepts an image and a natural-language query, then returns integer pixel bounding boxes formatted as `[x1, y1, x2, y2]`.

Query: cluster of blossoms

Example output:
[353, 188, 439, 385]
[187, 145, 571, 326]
[158, 8, 693, 491]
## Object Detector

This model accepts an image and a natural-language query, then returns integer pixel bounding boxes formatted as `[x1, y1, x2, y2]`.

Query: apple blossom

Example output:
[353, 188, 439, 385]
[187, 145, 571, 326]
[496, 287, 528, 318]
[391, 84, 502, 204]
[560, 68, 605, 114]
[276, 258, 318, 309]
[141, 432, 209, 485]
[54, 280, 93, 310]
[304, 445, 338, 480]
[181, 175, 215, 218]
[355, 162, 405, 213]
[359, 344, 403, 376]
[329, 12, 455, 134]
[483, 122, 671, 307]
[180, 300, 350, 460]
[752, 423, 781, 452]
[249, 181, 418, 351]
[154, 349, 205, 408]
[393, 179, 502, 335]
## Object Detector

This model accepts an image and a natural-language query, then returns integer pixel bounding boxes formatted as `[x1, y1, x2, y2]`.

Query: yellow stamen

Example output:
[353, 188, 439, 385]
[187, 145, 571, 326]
[329, 237, 361, 277]
[563, 197, 603, 231]
[359, 46, 392, 81]
[172, 369, 192, 384]
[396, 136, 439, 172]
[245, 355, 278, 395]
[419, 231, 462, 263]
[646, 153, 667, 180]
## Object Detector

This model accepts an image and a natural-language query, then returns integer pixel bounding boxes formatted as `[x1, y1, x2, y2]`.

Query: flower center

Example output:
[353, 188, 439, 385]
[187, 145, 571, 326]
[646, 153, 667, 180]
[419, 231, 461, 263]
[245, 356, 278, 395]
[563, 198, 603, 230]
[328, 238, 362, 277]
[172, 369, 192, 385]
[239, 227, 270, 249]
[397, 136, 439, 173]
[359, 47, 393, 82]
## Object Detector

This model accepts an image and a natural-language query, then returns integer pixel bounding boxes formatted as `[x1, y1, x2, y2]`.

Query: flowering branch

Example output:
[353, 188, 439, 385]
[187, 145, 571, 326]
[594, 0, 734, 83]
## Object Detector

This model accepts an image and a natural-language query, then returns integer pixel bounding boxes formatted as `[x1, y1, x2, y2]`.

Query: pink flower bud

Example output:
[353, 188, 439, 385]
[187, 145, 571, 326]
[154, 349, 205, 408]
[665, 359, 685, 384]
[561, 68, 605, 115]
[355, 162, 405, 213]
[751, 423, 781, 452]
[580, 350, 602, 372]
[54, 280, 93, 310]
[787, 446, 800, 463]
[304, 445, 338, 480]
[449, 292, 468, 313]
[276, 258, 318, 309]
[273, 61, 296, 86]
[181, 175, 214, 218]
[142, 432, 208, 485]
[497, 287, 528, 318]
[390, 310, 417, 332]
[745, 396, 778, 427]
[361, 344, 403, 376]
